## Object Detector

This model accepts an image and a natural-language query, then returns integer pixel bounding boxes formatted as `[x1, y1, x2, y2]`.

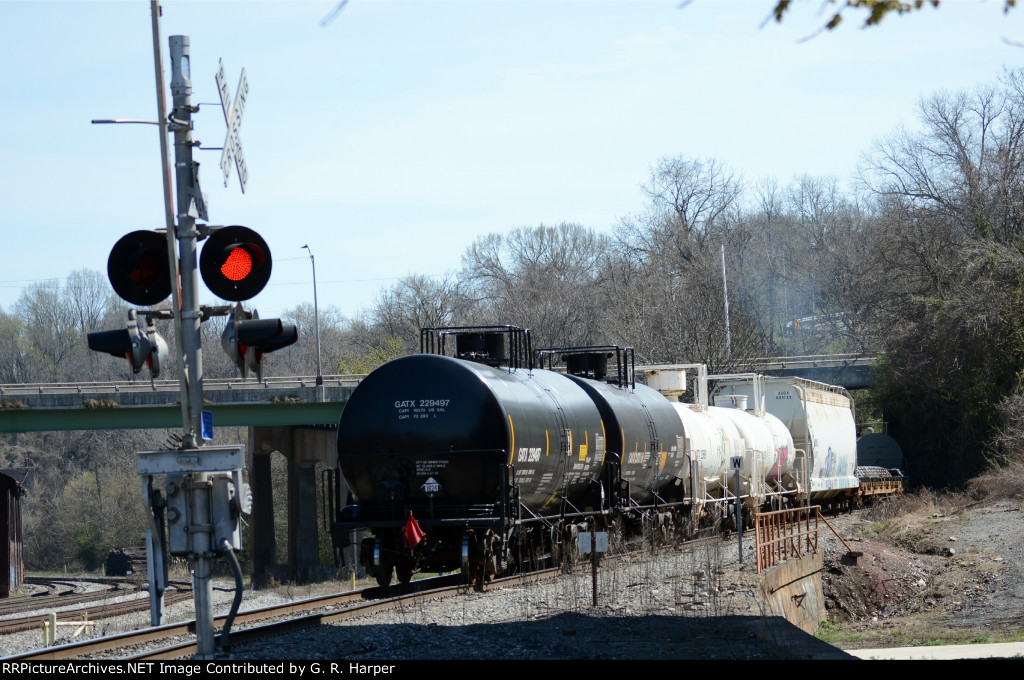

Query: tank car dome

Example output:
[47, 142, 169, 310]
[857, 432, 903, 470]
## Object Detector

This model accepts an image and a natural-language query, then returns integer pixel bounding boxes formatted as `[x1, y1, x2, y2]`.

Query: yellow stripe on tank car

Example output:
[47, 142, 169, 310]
[507, 414, 515, 465]
[600, 420, 606, 464]
[545, 429, 550, 456]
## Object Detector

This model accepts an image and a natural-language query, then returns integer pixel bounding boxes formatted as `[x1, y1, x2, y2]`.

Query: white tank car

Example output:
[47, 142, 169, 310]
[645, 366, 794, 512]
[713, 375, 858, 504]
[710, 394, 796, 507]
[669, 400, 734, 498]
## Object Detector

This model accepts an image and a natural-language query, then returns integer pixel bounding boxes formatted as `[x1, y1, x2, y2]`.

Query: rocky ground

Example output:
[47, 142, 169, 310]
[6, 489, 1024, 660]
[286, 490, 1024, 660]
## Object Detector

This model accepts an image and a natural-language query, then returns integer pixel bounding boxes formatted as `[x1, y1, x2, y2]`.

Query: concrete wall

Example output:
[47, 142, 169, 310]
[759, 552, 825, 635]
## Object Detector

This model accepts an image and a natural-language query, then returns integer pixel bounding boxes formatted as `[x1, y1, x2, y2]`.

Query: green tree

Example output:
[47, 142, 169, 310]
[770, 0, 1014, 31]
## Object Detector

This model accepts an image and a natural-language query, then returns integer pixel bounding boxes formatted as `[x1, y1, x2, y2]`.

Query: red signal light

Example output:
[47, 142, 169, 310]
[129, 250, 165, 286]
[221, 247, 253, 281]
[200, 226, 272, 301]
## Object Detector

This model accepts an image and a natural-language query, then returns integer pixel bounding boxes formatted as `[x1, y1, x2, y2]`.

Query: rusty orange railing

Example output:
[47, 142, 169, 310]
[754, 505, 821, 574]
[755, 504, 860, 574]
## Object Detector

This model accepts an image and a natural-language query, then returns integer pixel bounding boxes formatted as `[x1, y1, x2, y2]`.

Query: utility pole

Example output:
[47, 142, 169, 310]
[721, 243, 731, 361]
[302, 244, 324, 398]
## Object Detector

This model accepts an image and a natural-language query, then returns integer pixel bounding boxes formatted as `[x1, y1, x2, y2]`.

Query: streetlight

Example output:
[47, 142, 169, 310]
[301, 244, 323, 390]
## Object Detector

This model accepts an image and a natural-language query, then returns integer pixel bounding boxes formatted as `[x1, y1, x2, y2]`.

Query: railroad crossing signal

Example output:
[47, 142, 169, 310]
[199, 225, 272, 301]
[221, 303, 298, 381]
[216, 60, 248, 193]
[106, 230, 173, 306]
[95, 223, 290, 381]
[87, 309, 169, 379]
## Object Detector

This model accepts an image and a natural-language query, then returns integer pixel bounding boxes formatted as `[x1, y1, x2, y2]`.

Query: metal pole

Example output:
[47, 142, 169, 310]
[147, 0, 175, 627]
[169, 34, 215, 659]
[590, 521, 598, 606]
[169, 36, 205, 447]
[721, 243, 731, 361]
[301, 245, 323, 395]
[151, 0, 191, 440]
[735, 471, 743, 564]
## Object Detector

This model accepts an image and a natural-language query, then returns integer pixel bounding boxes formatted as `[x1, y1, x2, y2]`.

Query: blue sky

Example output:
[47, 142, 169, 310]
[0, 0, 1021, 321]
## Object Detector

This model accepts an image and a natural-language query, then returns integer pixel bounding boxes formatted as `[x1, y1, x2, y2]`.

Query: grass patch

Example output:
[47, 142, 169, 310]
[818, 620, 1024, 649]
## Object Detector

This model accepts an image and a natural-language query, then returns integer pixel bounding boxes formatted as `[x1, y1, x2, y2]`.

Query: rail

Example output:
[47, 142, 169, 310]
[747, 353, 875, 369]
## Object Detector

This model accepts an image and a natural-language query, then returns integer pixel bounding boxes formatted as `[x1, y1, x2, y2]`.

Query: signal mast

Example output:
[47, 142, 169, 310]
[86, 1, 296, 658]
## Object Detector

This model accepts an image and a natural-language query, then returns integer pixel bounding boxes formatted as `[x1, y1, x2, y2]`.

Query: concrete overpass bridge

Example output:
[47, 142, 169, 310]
[738, 354, 876, 390]
[0, 375, 357, 432]
[0, 375, 360, 585]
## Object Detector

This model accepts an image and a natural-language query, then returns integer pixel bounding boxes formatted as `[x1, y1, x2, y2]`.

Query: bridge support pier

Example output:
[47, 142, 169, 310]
[250, 452, 276, 587]
[247, 425, 338, 586]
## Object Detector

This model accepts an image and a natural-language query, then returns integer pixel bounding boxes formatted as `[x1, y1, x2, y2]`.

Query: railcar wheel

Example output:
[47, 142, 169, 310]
[374, 538, 394, 588]
[396, 563, 413, 585]
[462, 532, 490, 587]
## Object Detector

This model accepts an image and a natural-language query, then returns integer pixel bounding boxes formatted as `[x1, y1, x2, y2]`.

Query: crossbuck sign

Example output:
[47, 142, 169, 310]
[216, 60, 248, 193]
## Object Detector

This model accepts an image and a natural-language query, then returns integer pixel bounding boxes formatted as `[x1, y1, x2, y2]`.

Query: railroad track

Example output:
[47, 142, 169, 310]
[4, 574, 462, 659]
[0, 588, 194, 636]
[4, 536, 719, 660]
[0, 578, 152, 620]
[5, 570, 563, 660]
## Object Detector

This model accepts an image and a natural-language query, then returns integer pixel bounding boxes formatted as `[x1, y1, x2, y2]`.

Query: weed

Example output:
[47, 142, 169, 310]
[814, 620, 871, 645]
[968, 459, 1024, 502]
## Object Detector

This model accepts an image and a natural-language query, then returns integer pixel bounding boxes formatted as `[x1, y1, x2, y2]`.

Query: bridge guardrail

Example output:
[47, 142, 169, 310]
[0, 375, 366, 398]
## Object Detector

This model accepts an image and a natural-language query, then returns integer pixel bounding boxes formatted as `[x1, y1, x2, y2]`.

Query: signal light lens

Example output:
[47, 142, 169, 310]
[200, 226, 272, 301]
[221, 247, 253, 281]
[129, 250, 165, 286]
[107, 230, 172, 306]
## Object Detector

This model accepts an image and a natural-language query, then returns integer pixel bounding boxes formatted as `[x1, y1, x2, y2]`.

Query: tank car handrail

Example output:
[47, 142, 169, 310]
[535, 345, 636, 389]
[420, 325, 533, 370]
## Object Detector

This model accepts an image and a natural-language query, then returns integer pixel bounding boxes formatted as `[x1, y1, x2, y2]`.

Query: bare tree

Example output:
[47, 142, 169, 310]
[370, 272, 476, 351]
[861, 69, 1024, 245]
[623, 156, 744, 271]
[461, 223, 607, 348]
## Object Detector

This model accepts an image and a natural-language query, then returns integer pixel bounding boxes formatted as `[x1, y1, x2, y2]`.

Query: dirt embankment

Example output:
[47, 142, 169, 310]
[819, 491, 1024, 647]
